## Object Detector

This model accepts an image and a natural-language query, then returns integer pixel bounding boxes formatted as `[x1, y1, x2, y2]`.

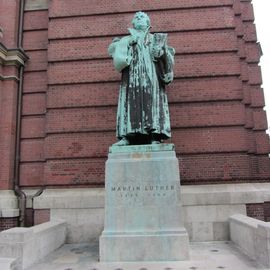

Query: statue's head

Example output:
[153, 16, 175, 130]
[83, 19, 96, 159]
[132, 11, 151, 31]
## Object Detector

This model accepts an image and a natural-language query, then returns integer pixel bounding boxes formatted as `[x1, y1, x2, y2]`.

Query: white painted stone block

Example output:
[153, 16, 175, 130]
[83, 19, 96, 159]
[229, 214, 260, 259]
[184, 204, 245, 241]
[0, 191, 18, 209]
[191, 222, 213, 242]
[0, 258, 20, 270]
[184, 205, 246, 222]
[213, 221, 229, 241]
[0, 191, 19, 218]
[0, 220, 66, 270]
[255, 223, 270, 267]
[51, 208, 104, 243]
[229, 214, 270, 267]
[1, 209, 19, 218]
[33, 183, 270, 243]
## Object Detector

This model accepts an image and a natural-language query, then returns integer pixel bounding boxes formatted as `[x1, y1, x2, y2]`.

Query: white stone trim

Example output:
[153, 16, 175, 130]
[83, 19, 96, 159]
[33, 183, 270, 209]
[1, 209, 19, 218]
[0, 74, 19, 81]
[34, 188, 104, 209]
[0, 190, 19, 218]
[22, 189, 44, 208]
[32, 184, 270, 242]
[182, 183, 270, 205]
[0, 44, 28, 67]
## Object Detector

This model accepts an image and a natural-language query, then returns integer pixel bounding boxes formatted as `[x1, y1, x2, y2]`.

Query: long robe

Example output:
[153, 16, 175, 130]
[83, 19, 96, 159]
[109, 28, 175, 143]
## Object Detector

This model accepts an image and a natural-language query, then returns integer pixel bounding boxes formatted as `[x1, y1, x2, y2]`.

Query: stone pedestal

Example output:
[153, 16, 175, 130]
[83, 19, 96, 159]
[99, 144, 190, 262]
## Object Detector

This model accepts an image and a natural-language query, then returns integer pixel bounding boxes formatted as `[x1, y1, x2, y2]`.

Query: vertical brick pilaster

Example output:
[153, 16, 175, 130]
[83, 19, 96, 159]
[0, 80, 19, 190]
[0, 0, 21, 190]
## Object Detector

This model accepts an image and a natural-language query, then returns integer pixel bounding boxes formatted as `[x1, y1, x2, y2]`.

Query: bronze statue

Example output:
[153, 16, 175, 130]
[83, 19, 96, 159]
[108, 12, 175, 146]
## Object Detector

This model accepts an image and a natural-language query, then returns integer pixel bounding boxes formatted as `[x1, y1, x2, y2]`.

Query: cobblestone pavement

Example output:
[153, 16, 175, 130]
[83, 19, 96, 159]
[27, 241, 267, 270]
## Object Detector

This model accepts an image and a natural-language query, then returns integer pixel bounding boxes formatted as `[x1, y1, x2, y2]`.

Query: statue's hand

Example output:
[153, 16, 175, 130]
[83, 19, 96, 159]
[129, 37, 138, 46]
[152, 46, 164, 58]
[163, 72, 173, 84]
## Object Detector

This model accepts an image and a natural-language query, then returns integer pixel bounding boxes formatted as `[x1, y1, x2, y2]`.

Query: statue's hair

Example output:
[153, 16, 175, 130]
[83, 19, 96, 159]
[132, 11, 151, 28]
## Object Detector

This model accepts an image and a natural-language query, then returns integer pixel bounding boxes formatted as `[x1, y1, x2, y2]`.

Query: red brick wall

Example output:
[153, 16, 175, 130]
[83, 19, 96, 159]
[246, 202, 270, 222]
[0, 217, 18, 232]
[34, 209, 50, 225]
[0, 0, 20, 190]
[17, 0, 270, 187]
[264, 202, 270, 222]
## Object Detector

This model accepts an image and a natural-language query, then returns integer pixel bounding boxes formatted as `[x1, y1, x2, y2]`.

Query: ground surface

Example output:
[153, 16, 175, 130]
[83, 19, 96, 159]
[27, 241, 267, 270]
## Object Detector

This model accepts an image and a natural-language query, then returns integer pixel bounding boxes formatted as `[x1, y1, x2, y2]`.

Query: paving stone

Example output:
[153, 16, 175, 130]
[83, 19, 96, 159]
[26, 241, 266, 270]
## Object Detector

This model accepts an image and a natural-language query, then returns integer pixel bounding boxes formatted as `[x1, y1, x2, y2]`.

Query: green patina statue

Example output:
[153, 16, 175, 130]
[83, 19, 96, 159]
[108, 11, 175, 146]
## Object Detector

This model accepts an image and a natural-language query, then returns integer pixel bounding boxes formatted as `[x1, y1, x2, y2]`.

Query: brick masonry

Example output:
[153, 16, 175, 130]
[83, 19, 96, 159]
[0, 0, 270, 191]
[25, 208, 34, 227]
[0, 0, 21, 190]
[34, 209, 50, 225]
[246, 203, 264, 221]
[0, 218, 18, 232]
[263, 202, 270, 222]
[246, 203, 269, 221]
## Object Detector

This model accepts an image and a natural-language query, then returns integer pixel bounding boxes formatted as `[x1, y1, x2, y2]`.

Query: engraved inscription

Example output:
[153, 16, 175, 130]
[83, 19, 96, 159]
[108, 183, 180, 206]
[111, 184, 175, 195]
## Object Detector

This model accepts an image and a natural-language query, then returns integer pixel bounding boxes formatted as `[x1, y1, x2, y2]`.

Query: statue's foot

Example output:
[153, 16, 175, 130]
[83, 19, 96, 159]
[113, 137, 129, 146]
[151, 140, 161, 144]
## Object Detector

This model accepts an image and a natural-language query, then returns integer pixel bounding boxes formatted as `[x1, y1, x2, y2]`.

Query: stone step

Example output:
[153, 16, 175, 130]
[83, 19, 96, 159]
[26, 242, 265, 270]
[0, 258, 20, 270]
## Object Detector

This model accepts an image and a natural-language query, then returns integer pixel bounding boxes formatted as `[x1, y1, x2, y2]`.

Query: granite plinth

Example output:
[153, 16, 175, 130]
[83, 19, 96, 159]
[100, 144, 190, 262]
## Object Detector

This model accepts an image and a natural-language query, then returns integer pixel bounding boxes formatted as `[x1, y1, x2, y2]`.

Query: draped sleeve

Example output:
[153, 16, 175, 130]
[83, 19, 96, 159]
[108, 36, 132, 72]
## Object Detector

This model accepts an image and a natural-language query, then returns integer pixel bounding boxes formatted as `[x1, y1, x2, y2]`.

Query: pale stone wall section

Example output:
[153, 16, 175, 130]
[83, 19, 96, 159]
[51, 208, 104, 243]
[256, 223, 270, 267]
[0, 191, 19, 218]
[229, 214, 264, 258]
[33, 183, 270, 242]
[34, 188, 104, 244]
[0, 258, 20, 270]
[181, 183, 270, 241]
[230, 214, 270, 268]
[0, 220, 66, 270]
[184, 204, 246, 241]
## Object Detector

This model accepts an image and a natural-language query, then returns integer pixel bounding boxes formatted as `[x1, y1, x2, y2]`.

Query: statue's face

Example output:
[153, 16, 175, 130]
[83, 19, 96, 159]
[132, 12, 150, 31]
